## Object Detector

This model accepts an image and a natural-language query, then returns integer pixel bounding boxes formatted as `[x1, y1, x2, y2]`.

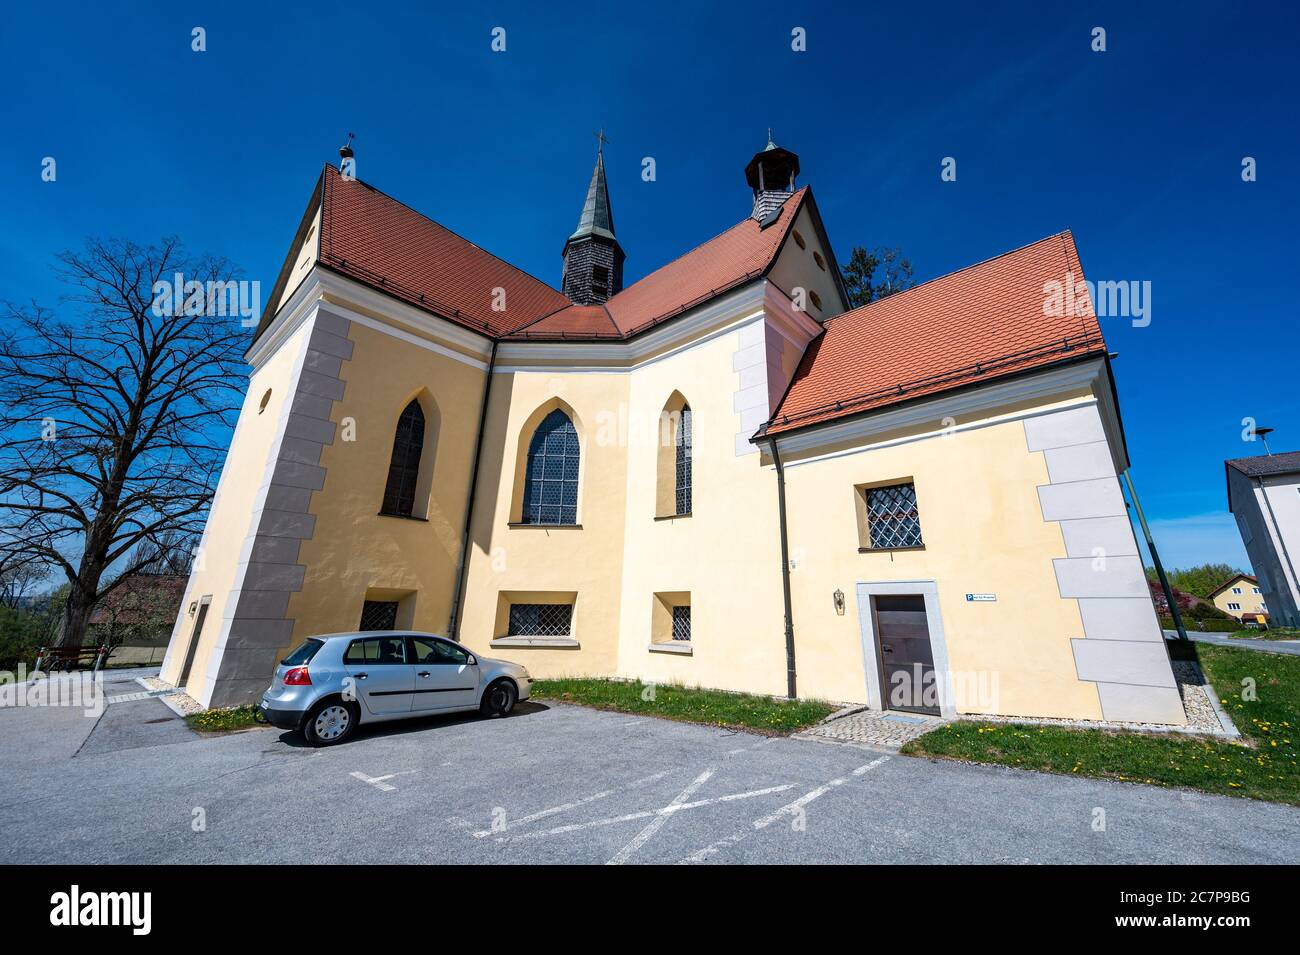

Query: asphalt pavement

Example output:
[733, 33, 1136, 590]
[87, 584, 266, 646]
[2, 667, 1298, 864]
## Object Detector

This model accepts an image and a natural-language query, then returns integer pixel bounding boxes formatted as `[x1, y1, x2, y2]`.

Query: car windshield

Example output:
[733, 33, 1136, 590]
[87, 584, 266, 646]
[281, 638, 324, 666]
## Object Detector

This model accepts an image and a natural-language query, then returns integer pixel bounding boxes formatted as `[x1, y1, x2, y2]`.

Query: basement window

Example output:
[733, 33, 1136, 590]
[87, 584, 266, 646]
[672, 606, 691, 641]
[650, 592, 692, 654]
[508, 603, 573, 637]
[359, 599, 399, 631]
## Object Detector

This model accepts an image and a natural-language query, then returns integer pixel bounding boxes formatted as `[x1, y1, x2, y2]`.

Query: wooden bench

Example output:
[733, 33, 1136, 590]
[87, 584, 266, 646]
[34, 645, 114, 672]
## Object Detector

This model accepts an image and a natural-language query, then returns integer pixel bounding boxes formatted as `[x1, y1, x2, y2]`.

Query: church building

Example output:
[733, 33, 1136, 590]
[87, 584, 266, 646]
[160, 137, 1185, 725]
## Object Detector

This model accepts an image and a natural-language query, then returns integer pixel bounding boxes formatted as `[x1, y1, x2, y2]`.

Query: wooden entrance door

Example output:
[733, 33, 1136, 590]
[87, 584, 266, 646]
[178, 599, 210, 690]
[873, 594, 939, 715]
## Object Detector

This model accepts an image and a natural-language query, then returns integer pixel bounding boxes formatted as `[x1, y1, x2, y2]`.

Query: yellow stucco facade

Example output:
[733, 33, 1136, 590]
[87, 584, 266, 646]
[162, 173, 1183, 725]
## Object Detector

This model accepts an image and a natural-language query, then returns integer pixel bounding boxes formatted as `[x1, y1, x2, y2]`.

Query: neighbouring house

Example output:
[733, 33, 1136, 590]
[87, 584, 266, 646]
[159, 138, 1185, 725]
[1226, 451, 1300, 628]
[90, 573, 189, 664]
[1207, 573, 1269, 623]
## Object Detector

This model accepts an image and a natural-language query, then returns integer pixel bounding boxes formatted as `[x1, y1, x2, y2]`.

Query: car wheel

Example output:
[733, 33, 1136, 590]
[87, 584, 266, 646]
[303, 698, 358, 746]
[480, 679, 517, 718]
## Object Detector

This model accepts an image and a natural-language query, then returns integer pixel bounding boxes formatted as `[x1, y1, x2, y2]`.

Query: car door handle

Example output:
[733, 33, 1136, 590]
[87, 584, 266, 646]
[417, 671, 430, 678]
[354, 672, 368, 680]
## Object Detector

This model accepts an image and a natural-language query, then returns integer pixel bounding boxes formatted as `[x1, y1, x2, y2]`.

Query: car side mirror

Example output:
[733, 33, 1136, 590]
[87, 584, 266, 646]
[467, 655, 477, 666]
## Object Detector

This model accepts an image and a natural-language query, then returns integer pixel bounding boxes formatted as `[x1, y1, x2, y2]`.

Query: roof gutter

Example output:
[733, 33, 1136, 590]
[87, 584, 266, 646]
[448, 339, 498, 641]
[766, 437, 798, 699]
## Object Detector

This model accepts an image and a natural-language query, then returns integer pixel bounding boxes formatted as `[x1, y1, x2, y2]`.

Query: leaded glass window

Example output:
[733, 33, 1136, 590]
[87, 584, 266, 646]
[675, 405, 692, 515]
[508, 603, 573, 637]
[381, 399, 425, 516]
[864, 482, 923, 549]
[672, 605, 691, 642]
[521, 409, 579, 525]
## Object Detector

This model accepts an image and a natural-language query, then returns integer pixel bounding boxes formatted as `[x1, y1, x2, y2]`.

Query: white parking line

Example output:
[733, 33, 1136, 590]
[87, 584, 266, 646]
[471, 769, 673, 837]
[350, 770, 417, 793]
[606, 767, 715, 865]
[678, 756, 890, 864]
[497, 783, 794, 845]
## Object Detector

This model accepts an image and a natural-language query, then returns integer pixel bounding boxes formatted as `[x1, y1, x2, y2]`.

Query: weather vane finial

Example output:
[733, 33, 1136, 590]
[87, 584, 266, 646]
[339, 132, 355, 160]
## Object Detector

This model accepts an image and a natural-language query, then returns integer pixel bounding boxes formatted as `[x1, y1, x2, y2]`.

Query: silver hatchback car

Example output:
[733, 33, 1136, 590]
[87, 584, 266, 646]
[258, 631, 532, 746]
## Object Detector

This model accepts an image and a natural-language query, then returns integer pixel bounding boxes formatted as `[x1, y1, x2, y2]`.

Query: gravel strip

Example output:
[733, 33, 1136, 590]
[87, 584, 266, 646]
[137, 676, 204, 715]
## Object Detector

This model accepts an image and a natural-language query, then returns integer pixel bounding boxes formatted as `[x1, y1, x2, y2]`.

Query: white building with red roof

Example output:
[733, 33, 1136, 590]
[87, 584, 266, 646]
[161, 139, 1184, 725]
[1226, 451, 1300, 627]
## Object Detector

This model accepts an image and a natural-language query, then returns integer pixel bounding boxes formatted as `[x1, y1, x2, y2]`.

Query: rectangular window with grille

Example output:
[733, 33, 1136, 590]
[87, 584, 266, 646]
[671, 605, 691, 642]
[508, 603, 573, 637]
[863, 482, 924, 550]
[359, 600, 399, 631]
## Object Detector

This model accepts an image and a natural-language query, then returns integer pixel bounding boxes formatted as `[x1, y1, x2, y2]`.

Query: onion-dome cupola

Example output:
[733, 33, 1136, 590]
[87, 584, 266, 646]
[561, 131, 625, 305]
[745, 131, 800, 222]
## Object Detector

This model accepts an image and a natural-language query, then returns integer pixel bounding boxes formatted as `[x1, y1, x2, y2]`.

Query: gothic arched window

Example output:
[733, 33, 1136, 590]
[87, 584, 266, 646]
[675, 404, 692, 516]
[521, 409, 579, 525]
[381, 399, 425, 517]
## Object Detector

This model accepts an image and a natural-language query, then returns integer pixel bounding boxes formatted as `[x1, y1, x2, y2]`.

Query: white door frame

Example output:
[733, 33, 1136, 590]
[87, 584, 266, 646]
[854, 580, 956, 718]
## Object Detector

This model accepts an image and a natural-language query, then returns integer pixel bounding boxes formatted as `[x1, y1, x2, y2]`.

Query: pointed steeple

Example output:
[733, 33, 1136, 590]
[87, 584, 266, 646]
[570, 143, 617, 242]
[562, 132, 625, 304]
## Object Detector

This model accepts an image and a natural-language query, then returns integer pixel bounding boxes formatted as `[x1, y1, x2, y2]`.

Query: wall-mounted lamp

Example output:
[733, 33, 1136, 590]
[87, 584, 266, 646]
[188, 601, 198, 617]
[833, 588, 845, 615]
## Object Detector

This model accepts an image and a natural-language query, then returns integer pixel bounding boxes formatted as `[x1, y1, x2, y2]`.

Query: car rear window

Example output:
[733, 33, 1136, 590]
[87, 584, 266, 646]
[281, 638, 324, 666]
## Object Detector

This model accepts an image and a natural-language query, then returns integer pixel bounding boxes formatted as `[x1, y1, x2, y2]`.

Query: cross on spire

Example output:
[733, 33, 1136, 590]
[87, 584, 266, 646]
[594, 128, 610, 155]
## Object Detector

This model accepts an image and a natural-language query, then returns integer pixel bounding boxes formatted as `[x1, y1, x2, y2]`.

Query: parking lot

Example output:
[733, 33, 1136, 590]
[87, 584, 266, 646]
[3, 667, 1299, 865]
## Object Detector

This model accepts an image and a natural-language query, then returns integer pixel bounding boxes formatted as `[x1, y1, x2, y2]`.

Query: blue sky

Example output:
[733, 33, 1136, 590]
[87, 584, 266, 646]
[2, 1, 1296, 569]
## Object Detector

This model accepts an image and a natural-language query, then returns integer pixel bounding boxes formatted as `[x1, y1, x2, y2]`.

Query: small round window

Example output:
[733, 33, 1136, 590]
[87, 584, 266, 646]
[258, 389, 272, 414]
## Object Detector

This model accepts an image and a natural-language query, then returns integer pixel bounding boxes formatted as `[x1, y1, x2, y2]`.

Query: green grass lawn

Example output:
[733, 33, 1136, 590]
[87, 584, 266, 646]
[185, 705, 263, 733]
[531, 678, 835, 735]
[901, 643, 1299, 806]
[1229, 627, 1300, 641]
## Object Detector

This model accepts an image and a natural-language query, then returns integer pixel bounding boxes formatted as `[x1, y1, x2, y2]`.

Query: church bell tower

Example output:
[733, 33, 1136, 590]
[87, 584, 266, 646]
[561, 132, 625, 305]
[745, 131, 800, 221]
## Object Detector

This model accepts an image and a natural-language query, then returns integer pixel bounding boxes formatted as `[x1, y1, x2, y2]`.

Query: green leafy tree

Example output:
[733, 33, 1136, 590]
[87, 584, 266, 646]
[842, 246, 915, 309]
[1144, 563, 1247, 600]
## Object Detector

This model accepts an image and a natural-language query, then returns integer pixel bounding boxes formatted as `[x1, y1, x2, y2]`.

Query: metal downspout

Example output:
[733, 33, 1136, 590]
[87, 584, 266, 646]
[768, 438, 798, 699]
[1122, 469, 1187, 642]
[448, 339, 498, 641]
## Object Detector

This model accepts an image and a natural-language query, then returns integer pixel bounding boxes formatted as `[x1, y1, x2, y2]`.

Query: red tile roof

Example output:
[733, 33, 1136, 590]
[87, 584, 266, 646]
[1207, 574, 1258, 600]
[89, 574, 189, 626]
[506, 188, 809, 340]
[760, 231, 1108, 437]
[296, 164, 809, 343]
[318, 165, 570, 337]
[1226, 450, 1300, 478]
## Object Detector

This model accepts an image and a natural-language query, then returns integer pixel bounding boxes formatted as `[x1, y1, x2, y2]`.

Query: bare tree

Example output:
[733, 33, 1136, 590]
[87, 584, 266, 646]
[0, 237, 246, 648]
[0, 554, 49, 609]
[127, 528, 197, 576]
